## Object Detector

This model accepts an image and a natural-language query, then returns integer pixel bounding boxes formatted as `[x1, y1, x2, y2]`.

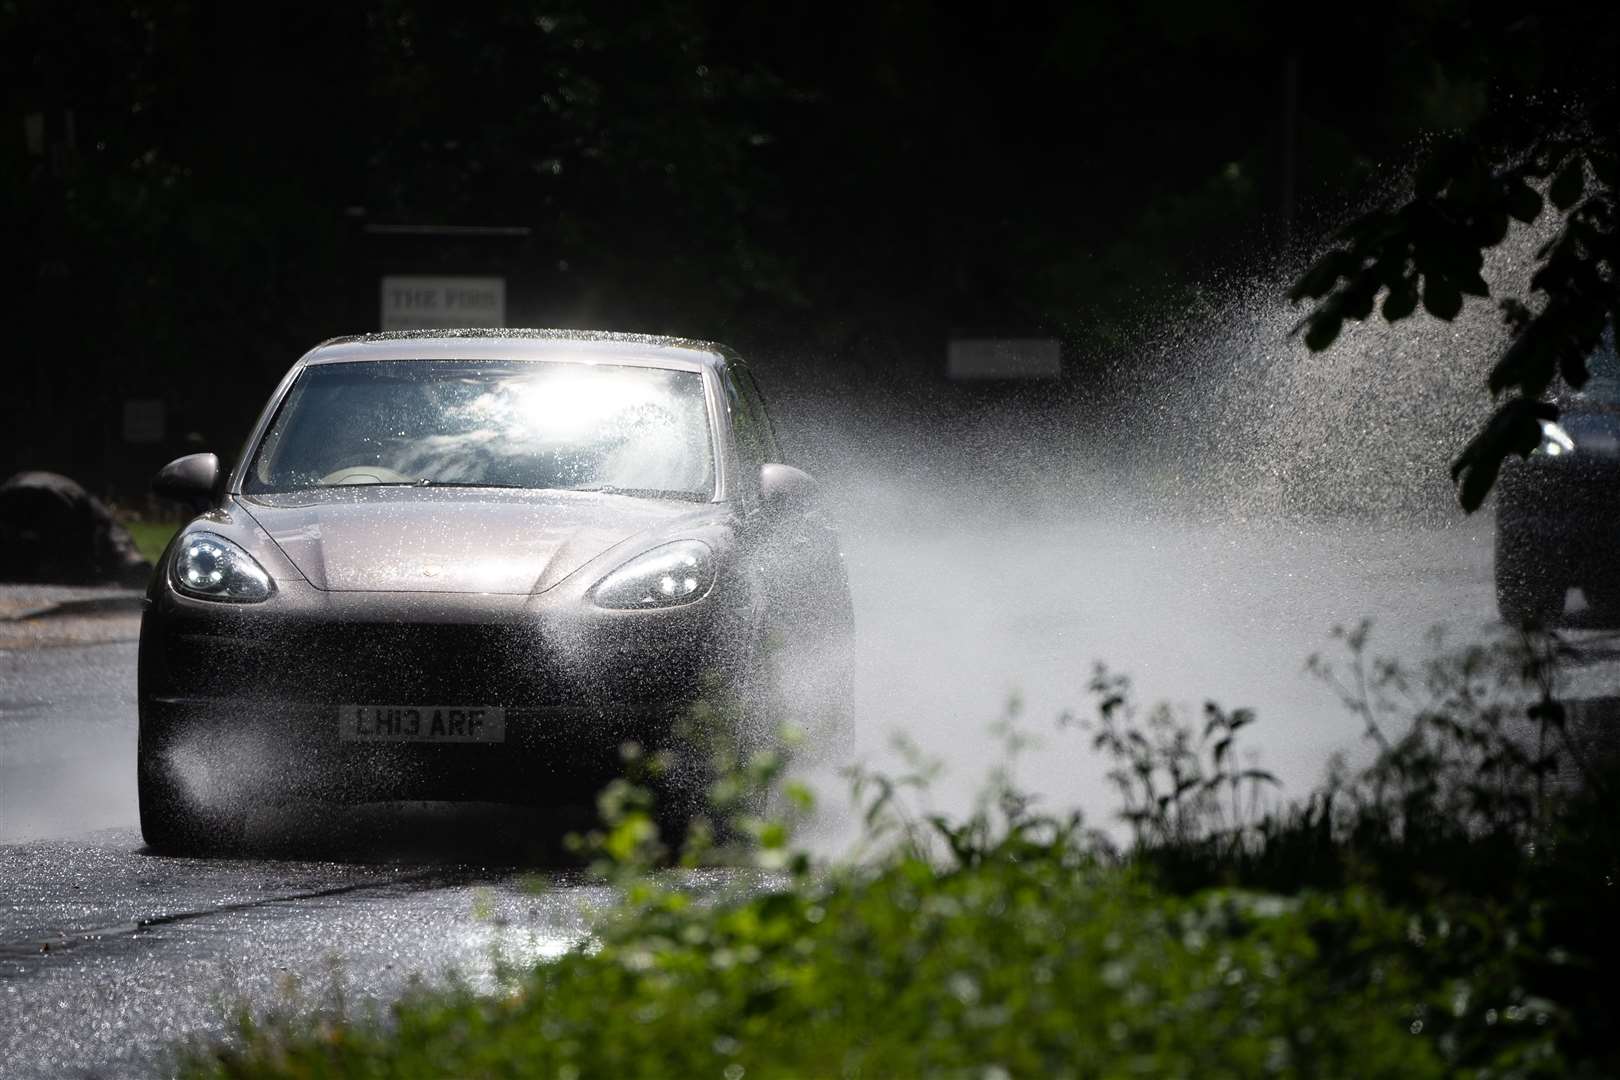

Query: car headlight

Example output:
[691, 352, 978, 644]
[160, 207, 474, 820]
[170, 532, 275, 602]
[591, 540, 715, 609]
[1536, 420, 1576, 457]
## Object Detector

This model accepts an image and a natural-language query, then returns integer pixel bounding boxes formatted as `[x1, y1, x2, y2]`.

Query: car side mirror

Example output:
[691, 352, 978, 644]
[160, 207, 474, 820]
[153, 452, 221, 508]
[759, 462, 817, 518]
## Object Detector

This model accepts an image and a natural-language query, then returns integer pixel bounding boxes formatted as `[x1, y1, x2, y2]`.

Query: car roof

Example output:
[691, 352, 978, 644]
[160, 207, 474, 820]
[303, 329, 732, 372]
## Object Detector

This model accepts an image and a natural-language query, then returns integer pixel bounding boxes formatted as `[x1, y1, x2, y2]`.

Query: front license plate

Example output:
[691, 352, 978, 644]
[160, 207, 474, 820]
[339, 705, 506, 744]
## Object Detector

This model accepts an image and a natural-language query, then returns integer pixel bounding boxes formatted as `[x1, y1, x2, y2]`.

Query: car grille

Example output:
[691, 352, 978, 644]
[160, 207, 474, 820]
[166, 622, 595, 707]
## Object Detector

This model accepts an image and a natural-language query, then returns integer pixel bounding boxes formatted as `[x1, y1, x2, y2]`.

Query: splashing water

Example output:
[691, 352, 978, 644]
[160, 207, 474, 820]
[1116, 212, 1564, 524]
[774, 202, 1576, 851]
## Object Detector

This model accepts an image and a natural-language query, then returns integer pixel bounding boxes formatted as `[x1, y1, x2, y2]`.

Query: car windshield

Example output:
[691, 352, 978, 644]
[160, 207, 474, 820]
[244, 359, 714, 499]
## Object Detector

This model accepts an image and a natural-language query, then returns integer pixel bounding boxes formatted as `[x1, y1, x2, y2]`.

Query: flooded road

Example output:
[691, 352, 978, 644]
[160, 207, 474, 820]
[0, 476, 1582, 1077]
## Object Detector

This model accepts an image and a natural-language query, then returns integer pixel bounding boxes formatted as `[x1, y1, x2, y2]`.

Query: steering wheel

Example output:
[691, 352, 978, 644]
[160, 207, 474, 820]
[319, 465, 412, 486]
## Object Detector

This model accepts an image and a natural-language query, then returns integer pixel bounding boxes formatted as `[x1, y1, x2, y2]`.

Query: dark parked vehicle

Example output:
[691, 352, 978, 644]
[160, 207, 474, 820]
[1495, 327, 1620, 625]
[138, 330, 853, 853]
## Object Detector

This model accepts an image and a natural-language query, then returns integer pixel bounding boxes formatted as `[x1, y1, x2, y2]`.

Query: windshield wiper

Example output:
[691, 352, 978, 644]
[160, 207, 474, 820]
[568, 484, 707, 502]
[411, 479, 525, 489]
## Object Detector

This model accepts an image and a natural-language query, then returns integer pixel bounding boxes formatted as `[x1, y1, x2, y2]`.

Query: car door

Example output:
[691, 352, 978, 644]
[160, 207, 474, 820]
[722, 359, 854, 755]
[720, 358, 851, 641]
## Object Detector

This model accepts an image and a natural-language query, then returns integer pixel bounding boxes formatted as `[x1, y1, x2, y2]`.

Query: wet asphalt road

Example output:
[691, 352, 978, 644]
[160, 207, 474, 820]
[0, 624, 620, 1078]
[3, 495, 1617, 1077]
[1, 640, 139, 846]
[0, 831, 606, 1078]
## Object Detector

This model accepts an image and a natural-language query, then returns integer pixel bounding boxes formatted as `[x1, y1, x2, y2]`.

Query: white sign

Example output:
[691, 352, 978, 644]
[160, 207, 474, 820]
[947, 338, 1062, 380]
[380, 276, 506, 331]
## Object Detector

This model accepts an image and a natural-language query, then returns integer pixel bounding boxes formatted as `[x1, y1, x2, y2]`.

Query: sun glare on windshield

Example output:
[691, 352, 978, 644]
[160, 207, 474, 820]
[472, 366, 672, 441]
[245, 360, 715, 498]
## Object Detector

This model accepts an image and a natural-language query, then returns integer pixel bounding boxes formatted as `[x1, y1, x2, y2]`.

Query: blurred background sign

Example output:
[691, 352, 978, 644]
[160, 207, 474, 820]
[946, 338, 1062, 380]
[379, 275, 506, 331]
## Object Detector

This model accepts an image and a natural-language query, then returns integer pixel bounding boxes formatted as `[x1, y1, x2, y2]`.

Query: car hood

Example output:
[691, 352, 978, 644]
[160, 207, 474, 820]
[238, 488, 699, 594]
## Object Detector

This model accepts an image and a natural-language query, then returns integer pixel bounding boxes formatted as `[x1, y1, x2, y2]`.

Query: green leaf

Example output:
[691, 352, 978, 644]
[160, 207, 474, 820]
[1456, 457, 1500, 513]
[1450, 158, 1494, 206]
[1505, 180, 1543, 223]
[1558, 345, 1591, 390]
[1450, 398, 1558, 511]
[1289, 249, 1354, 302]
[1589, 151, 1618, 188]
[1382, 280, 1419, 322]
[1414, 144, 1465, 199]
[1472, 207, 1510, 247]
[1422, 279, 1463, 320]
[1488, 329, 1556, 395]
[1549, 158, 1584, 210]
[1340, 275, 1378, 320]
[1303, 311, 1342, 352]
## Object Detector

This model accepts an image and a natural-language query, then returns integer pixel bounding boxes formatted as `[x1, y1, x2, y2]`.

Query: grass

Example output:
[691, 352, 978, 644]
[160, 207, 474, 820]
[126, 520, 179, 565]
[179, 624, 1619, 1078]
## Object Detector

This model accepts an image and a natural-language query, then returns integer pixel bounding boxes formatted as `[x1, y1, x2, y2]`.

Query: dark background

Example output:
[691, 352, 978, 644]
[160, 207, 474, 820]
[4, 0, 1600, 495]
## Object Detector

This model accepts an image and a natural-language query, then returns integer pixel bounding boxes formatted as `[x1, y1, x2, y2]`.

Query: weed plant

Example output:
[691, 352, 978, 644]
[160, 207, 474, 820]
[182, 624, 1619, 1078]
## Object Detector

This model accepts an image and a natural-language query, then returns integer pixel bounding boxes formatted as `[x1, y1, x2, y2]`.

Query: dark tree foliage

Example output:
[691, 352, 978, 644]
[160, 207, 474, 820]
[1289, 4, 1618, 511]
[9, 0, 1601, 490]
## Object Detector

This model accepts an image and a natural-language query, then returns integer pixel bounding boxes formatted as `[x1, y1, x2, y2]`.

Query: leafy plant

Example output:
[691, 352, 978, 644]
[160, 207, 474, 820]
[188, 824, 1526, 1079]
[178, 622, 1620, 1077]
[564, 669, 815, 882]
[1304, 620, 1594, 842]
[1288, 17, 1619, 513]
[1072, 666, 1278, 854]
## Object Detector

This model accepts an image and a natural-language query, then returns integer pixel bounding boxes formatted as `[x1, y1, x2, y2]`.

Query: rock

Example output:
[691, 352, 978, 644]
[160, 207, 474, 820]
[0, 472, 152, 587]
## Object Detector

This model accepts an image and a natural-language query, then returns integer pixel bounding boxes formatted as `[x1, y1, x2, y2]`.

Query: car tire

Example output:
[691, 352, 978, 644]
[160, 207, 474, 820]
[1494, 523, 1564, 627]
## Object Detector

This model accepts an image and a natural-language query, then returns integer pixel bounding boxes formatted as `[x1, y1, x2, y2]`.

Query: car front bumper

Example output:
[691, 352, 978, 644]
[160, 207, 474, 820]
[138, 578, 757, 806]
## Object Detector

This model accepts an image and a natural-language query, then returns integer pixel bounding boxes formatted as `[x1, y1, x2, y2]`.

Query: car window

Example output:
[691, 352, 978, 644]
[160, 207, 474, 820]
[721, 361, 771, 471]
[244, 360, 715, 498]
[722, 359, 780, 468]
[736, 364, 782, 461]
